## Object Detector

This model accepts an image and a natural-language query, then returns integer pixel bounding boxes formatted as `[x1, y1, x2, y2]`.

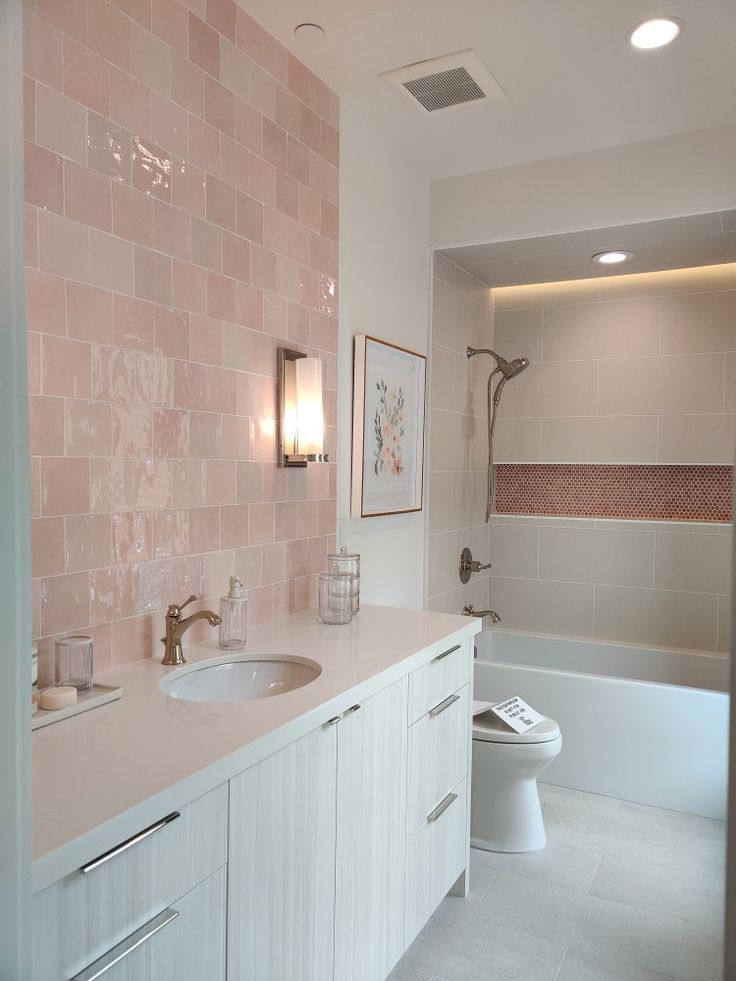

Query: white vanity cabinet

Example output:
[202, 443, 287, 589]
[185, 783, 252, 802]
[32, 784, 228, 981]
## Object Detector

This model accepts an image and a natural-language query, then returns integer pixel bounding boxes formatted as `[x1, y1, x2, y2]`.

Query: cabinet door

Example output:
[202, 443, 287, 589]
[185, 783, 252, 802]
[228, 724, 338, 981]
[334, 678, 409, 981]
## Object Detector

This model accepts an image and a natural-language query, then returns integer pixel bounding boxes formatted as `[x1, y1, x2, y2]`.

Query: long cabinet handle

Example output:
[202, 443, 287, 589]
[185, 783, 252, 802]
[343, 704, 361, 715]
[325, 715, 342, 727]
[70, 907, 179, 980]
[79, 812, 180, 874]
[427, 792, 458, 823]
[429, 693, 460, 718]
[433, 643, 461, 663]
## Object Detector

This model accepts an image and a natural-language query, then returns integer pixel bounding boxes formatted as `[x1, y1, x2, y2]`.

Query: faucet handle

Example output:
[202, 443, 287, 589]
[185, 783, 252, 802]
[167, 594, 197, 618]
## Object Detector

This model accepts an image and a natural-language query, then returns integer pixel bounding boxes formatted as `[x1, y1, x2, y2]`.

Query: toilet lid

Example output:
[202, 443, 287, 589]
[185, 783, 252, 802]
[472, 710, 561, 744]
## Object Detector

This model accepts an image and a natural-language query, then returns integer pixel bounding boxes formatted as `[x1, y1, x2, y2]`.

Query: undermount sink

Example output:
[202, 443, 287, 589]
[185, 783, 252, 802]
[160, 655, 321, 703]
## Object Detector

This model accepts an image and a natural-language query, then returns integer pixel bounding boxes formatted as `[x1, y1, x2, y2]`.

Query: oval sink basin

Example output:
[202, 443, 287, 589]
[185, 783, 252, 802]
[160, 656, 321, 703]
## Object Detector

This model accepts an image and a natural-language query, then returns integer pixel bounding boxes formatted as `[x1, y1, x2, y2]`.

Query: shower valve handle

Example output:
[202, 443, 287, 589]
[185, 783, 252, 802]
[459, 547, 491, 584]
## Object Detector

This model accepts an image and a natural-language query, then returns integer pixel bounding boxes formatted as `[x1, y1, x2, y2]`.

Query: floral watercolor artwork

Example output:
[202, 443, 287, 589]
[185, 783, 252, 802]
[351, 336, 426, 518]
[373, 381, 405, 478]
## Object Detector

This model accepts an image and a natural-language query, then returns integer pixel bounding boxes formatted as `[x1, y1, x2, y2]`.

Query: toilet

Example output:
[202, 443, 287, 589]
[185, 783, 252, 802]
[470, 707, 562, 853]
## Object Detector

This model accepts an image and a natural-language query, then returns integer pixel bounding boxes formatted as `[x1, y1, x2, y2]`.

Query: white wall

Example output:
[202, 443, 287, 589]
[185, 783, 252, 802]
[338, 104, 430, 609]
[431, 124, 736, 248]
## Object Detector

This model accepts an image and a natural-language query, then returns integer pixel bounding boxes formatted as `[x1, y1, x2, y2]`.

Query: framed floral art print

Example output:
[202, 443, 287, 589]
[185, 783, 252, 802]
[351, 335, 426, 518]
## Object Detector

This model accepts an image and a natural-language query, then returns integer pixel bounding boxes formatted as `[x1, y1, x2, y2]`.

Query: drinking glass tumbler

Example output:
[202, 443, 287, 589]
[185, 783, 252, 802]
[318, 572, 354, 625]
[55, 635, 94, 692]
[327, 551, 360, 614]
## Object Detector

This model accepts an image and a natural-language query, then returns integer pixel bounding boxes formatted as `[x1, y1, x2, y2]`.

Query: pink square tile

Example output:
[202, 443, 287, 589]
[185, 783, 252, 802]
[206, 459, 236, 504]
[152, 0, 188, 57]
[65, 512, 112, 572]
[310, 231, 330, 274]
[134, 457, 172, 508]
[273, 579, 295, 618]
[191, 216, 222, 271]
[205, 173, 236, 231]
[221, 413, 248, 458]
[153, 508, 189, 558]
[25, 204, 38, 268]
[113, 181, 154, 247]
[153, 406, 188, 457]
[298, 264, 319, 309]
[91, 344, 136, 402]
[110, 67, 152, 138]
[172, 51, 205, 116]
[31, 516, 65, 578]
[235, 282, 263, 330]
[206, 365, 236, 413]
[220, 504, 248, 548]
[25, 269, 66, 335]
[321, 199, 338, 242]
[287, 302, 309, 344]
[275, 84, 299, 139]
[275, 171, 299, 221]
[66, 282, 114, 344]
[205, 75, 234, 137]
[263, 207, 289, 258]
[151, 93, 189, 159]
[190, 411, 222, 458]
[65, 400, 112, 456]
[221, 136, 250, 193]
[249, 154, 276, 206]
[24, 141, 63, 213]
[34, 84, 86, 164]
[285, 538, 307, 579]
[262, 118, 287, 171]
[247, 583, 273, 625]
[287, 54, 310, 102]
[287, 135, 309, 186]
[38, 210, 89, 282]
[299, 102, 321, 153]
[174, 359, 207, 410]
[87, 0, 132, 72]
[63, 36, 109, 116]
[298, 184, 321, 233]
[190, 314, 222, 365]
[222, 231, 250, 281]
[288, 221, 310, 266]
[171, 552, 205, 598]
[188, 113, 222, 175]
[41, 570, 90, 636]
[41, 457, 89, 515]
[154, 200, 190, 260]
[172, 158, 206, 217]
[189, 12, 220, 78]
[249, 63, 275, 117]
[23, 12, 63, 90]
[131, 21, 170, 96]
[276, 255, 299, 301]
[112, 0, 152, 30]
[42, 335, 91, 398]
[320, 120, 339, 167]
[27, 331, 41, 396]
[134, 246, 172, 305]
[306, 535, 327, 576]
[89, 458, 134, 511]
[235, 98, 262, 154]
[206, 271, 237, 322]
[173, 259, 207, 313]
[262, 34, 288, 86]
[132, 135, 172, 202]
[111, 404, 152, 456]
[296, 499, 318, 538]
[274, 500, 296, 542]
[236, 191, 263, 244]
[250, 245, 276, 292]
[189, 505, 221, 552]
[111, 612, 155, 664]
[248, 501, 274, 544]
[263, 292, 287, 338]
[308, 151, 330, 198]
[309, 309, 330, 351]
[222, 322, 250, 370]
[114, 294, 155, 353]
[136, 352, 173, 405]
[36, 0, 86, 43]
[155, 305, 190, 357]
[248, 415, 276, 463]
[90, 230, 135, 294]
[113, 510, 152, 563]
[261, 541, 285, 585]
[236, 461, 262, 502]
[91, 566, 133, 625]
[206, 0, 236, 42]
[29, 394, 64, 456]
[318, 497, 336, 536]
[234, 8, 265, 61]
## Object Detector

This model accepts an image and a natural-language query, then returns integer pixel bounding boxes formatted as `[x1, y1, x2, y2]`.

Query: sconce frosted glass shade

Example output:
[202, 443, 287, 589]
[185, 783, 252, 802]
[295, 357, 325, 456]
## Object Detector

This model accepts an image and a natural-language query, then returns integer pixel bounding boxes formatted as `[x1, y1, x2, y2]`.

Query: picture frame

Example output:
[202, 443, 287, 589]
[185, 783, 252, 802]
[351, 335, 427, 518]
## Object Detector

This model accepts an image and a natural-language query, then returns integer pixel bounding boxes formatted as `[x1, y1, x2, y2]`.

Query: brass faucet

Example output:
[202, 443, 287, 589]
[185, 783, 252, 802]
[161, 594, 222, 666]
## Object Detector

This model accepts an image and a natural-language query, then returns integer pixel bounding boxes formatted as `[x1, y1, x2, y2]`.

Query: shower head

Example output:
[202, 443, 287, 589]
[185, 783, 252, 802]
[466, 347, 530, 380]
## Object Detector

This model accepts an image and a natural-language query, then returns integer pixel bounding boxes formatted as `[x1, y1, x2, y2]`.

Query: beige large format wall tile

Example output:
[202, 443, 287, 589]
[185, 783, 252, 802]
[494, 417, 542, 462]
[717, 595, 732, 654]
[540, 416, 658, 463]
[498, 360, 598, 418]
[538, 526, 655, 588]
[493, 308, 543, 363]
[654, 532, 733, 594]
[543, 298, 660, 362]
[489, 522, 539, 580]
[658, 414, 736, 465]
[489, 576, 595, 637]
[594, 585, 718, 651]
[597, 353, 725, 416]
[661, 290, 736, 355]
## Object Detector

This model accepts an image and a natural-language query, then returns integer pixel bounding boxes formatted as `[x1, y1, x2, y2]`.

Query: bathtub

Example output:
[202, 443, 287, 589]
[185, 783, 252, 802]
[474, 629, 730, 820]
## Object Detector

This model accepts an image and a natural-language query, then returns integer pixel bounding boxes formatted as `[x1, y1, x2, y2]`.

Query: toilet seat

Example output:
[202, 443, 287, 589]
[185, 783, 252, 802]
[473, 710, 560, 745]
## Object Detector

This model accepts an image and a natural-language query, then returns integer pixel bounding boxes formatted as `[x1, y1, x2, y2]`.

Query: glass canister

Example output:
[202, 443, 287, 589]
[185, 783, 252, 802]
[55, 635, 94, 692]
[318, 572, 354, 625]
[327, 550, 360, 614]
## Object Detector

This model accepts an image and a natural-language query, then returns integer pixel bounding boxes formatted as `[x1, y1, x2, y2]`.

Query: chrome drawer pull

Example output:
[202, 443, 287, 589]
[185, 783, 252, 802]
[430, 693, 460, 717]
[325, 715, 342, 727]
[343, 703, 361, 715]
[427, 792, 458, 823]
[433, 643, 460, 663]
[70, 907, 179, 980]
[79, 812, 180, 874]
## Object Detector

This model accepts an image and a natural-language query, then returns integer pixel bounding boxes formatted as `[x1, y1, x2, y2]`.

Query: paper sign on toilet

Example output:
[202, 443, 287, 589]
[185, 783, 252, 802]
[491, 696, 545, 734]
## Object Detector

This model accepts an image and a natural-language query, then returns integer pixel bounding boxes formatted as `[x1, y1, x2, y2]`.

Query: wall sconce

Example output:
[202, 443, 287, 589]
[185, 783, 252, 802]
[277, 347, 329, 467]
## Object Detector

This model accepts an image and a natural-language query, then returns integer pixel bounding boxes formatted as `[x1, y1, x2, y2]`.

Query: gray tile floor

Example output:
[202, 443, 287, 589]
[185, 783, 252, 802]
[391, 784, 726, 981]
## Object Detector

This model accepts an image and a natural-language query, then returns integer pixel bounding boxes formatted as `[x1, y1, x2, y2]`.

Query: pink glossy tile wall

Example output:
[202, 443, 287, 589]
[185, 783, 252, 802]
[23, 0, 339, 678]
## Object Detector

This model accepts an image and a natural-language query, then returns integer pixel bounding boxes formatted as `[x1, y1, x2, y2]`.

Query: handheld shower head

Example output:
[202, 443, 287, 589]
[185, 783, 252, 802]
[506, 356, 530, 378]
[466, 347, 530, 379]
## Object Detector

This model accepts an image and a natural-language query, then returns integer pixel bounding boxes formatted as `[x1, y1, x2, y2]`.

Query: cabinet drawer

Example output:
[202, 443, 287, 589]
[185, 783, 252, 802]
[407, 639, 470, 725]
[32, 784, 228, 981]
[404, 777, 467, 947]
[406, 684, 469, 835]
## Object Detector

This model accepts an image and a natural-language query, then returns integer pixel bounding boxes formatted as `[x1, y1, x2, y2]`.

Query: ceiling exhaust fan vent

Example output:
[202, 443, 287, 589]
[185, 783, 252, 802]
[381, 49, 505, 115]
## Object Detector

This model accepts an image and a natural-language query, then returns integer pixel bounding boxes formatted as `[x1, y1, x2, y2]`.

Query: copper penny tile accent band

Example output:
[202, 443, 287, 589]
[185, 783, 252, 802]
[495, 464, 733, 522]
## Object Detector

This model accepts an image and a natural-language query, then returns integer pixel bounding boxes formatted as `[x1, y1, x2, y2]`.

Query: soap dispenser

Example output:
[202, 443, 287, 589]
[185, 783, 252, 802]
[219, 577, 247, 650]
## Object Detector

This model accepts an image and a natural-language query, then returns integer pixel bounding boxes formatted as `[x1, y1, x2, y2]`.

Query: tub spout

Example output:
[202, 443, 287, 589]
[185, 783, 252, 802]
[462, 604, 501, 624]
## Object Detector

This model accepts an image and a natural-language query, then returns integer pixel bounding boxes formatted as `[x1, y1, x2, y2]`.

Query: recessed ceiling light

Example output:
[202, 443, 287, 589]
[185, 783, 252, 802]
[294, 22, 325, 39]
[592, 250, 634, 265]
[628, 17, 683, 50]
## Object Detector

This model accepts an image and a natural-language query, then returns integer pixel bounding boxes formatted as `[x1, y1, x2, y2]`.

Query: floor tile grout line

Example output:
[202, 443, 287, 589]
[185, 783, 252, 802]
[551, 947, 569, 981]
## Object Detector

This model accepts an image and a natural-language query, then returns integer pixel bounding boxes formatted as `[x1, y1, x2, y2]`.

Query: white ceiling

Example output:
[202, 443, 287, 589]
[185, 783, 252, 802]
[243, 0, 736, 179]
[440, 211, 736, 286]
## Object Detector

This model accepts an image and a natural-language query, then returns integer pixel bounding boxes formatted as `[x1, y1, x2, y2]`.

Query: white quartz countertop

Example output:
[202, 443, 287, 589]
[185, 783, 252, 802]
[32, 605, 480, 892]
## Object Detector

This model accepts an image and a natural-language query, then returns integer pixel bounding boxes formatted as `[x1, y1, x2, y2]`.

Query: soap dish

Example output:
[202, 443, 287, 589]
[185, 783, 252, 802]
[32, 683, 123, 730]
